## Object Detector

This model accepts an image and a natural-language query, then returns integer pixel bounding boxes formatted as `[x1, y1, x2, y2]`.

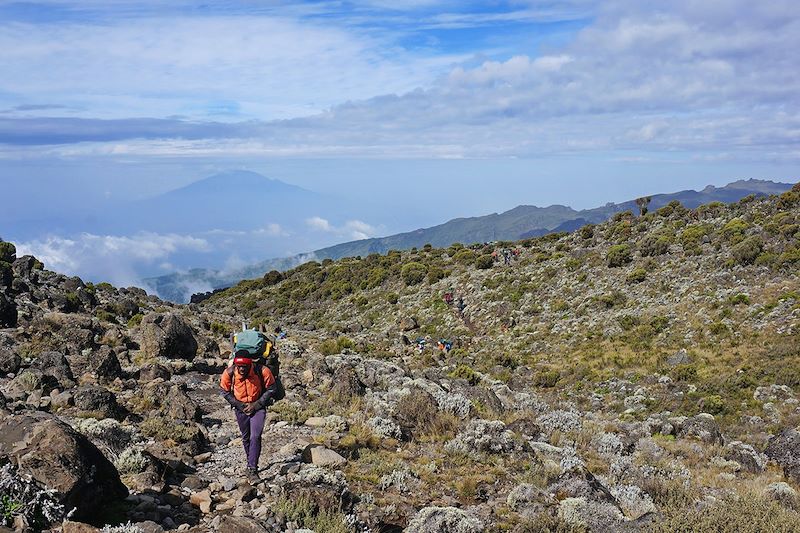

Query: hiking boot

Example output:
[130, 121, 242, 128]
[246, 467, 259, 482]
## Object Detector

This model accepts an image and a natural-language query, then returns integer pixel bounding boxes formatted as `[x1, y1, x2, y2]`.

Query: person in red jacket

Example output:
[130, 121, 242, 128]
[220, 354, 277, 480]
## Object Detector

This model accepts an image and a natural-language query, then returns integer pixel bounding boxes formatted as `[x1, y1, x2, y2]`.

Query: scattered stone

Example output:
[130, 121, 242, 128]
[405, 506, 483, 533]
[666, 349, 692, 366]
[765, 428, 800, 484]
[678, 413, 723, 444]
[189, 490, 212, 514]
[724, 441, 767, 473]
[302, 444, 347, 468]
[763, 482, 798, 510]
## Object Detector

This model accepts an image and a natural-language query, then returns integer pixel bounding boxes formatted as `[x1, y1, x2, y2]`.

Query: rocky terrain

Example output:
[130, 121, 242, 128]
[0, 185, 799, 532]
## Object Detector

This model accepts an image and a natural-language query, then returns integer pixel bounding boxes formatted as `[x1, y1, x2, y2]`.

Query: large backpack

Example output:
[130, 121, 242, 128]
[233, 329, 285, 402]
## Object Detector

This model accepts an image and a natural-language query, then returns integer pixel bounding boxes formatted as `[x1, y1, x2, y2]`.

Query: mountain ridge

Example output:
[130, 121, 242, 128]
[146, 178, 796, 302]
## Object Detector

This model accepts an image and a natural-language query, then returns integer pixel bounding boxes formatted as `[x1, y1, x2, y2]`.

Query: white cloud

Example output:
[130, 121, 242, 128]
[15, 232, 210, 287]
[253, 223, 288, 237]
[306, 216, 333, 232]
[306, 217, 379, 240]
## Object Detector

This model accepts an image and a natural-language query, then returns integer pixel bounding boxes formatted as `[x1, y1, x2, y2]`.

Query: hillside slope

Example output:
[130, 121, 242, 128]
[149, 179, 794, 302]
[0, 186, 799, 532]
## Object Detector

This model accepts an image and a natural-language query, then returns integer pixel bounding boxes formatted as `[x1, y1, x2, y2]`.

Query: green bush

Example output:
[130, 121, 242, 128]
[700, 394, 725, 415]
[427, 267, 448, 283]
[0, 241, 16, 263]
[386, 292, 399, 304]
[449, 365, 480, 386]
[731, 236, 763, 265]
[95, 310, 117, 324]
[262, 270, 283, 286]
[533, 369, 560, 388]
[319, 336, 355, 356]
[127, 313, 144, 328]
[400, 262, 427, 286]
[475, 254, 494, 269]
[721, 218, 749, 243]
[639, 233, 672, 256]
[452, 249, 476, 265]
[680, 224, 711, 255]
[606, 244, 632, 267]
[626, 268, 647, 284]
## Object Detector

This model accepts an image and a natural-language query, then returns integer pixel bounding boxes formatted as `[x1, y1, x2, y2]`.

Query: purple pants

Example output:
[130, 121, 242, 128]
[234, 408, 266, 469]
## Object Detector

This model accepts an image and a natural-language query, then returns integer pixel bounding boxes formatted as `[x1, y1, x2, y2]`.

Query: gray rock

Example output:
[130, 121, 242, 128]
[405, 506, 483, 533]
[140, 312, 198, 360]
[678, 413, 723, 444]
[301, 444, 346, 468]
[0, 411, 128, 522]
[666, 349, 692, 366]
[724, 441, 767, 473]
[445, 419, 522, 455]
[73, 386, 122, 420]
[762, 482, 798, 510]
[765, 428, 800, 484]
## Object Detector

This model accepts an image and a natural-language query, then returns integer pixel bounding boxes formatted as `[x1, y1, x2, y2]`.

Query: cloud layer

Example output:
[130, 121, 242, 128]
[0, 0, 797, 163]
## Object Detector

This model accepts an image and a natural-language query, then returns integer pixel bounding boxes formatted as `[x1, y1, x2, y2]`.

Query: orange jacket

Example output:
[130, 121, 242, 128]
[220, 364, 276, 404]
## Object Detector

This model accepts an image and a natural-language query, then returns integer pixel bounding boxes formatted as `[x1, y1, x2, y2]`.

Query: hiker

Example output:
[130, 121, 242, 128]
[275, 326, 287, 340]
[220, 329, 281, 481]
[443, 291, 454, 306]
[456, 296, 466, 316]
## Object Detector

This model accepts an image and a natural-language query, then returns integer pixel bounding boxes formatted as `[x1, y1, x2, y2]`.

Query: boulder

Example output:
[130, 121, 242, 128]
[398, 316, 419, 332]
[762, 482, 798, 510]
[302, 444, 347, 468]
[87, 346, 124, 383]
[74, 386, 122, 420]
[0, 292, 17, 328]
[32, 351, 76, 389]
[0, 342, 21, 376]
[666, 349, 692, 366]
[329, 364, 365, 400]
[139, 363, 172, 382]
[140, 313, 198, 360]
[405, 506, 483, 533]
[678, 413, 723, 444]
[163, 384, 203, 422]
[0, 412, 127, 522]
[765, 428, 800, 484]
[724, 441, 767, 473]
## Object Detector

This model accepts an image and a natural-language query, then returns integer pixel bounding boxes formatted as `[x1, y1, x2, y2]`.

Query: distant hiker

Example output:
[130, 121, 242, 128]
[415, 337, 427, 354]
[443, 291, 454, 306]
[438, 339, 452, 353]
[220, 329, 281, 481]
[456, 296, 466, 316]
[275, 326, 287, 340]
[503, 248, 512, 265]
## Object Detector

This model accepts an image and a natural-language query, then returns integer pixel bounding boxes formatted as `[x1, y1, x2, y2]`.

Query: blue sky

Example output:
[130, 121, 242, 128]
[1, 0, 798, 289]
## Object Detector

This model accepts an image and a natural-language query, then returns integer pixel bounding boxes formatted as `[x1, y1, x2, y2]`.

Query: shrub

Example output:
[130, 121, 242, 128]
[580, 225, 595, 239]
[274, 495, 350, 533]
[626, 268, 647, 284]
[449, 365, 480, 386]
[319, 336, 355, 355]
[596, 291, 627, 309]
[262, 270, 283, 286]
[671, 364, 697, 382]
[386, 292, 399, 304]
[653, 493, 800, 533]
[210, 322, 231, 336]
[721, 218, 749, 242]
[731, 236, 763, 265]
[533, 369, 560, 387]
[700, 394, 725, 415]
[475, 255, 494, 269]
[95, 310, 117, 324]
[427, 267, 448, 283]
[452, 249, 476, 265]
[639, 233, 671, 256]
[127, 313, 144, 328]
[680, 224, 711, 255]
[0, 242, 16, 263]
[606, 244, 632, 267]
[400, 262, 427, 286]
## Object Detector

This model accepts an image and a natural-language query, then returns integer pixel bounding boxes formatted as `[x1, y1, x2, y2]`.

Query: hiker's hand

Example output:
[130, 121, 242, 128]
[243, 402, 257, 415]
